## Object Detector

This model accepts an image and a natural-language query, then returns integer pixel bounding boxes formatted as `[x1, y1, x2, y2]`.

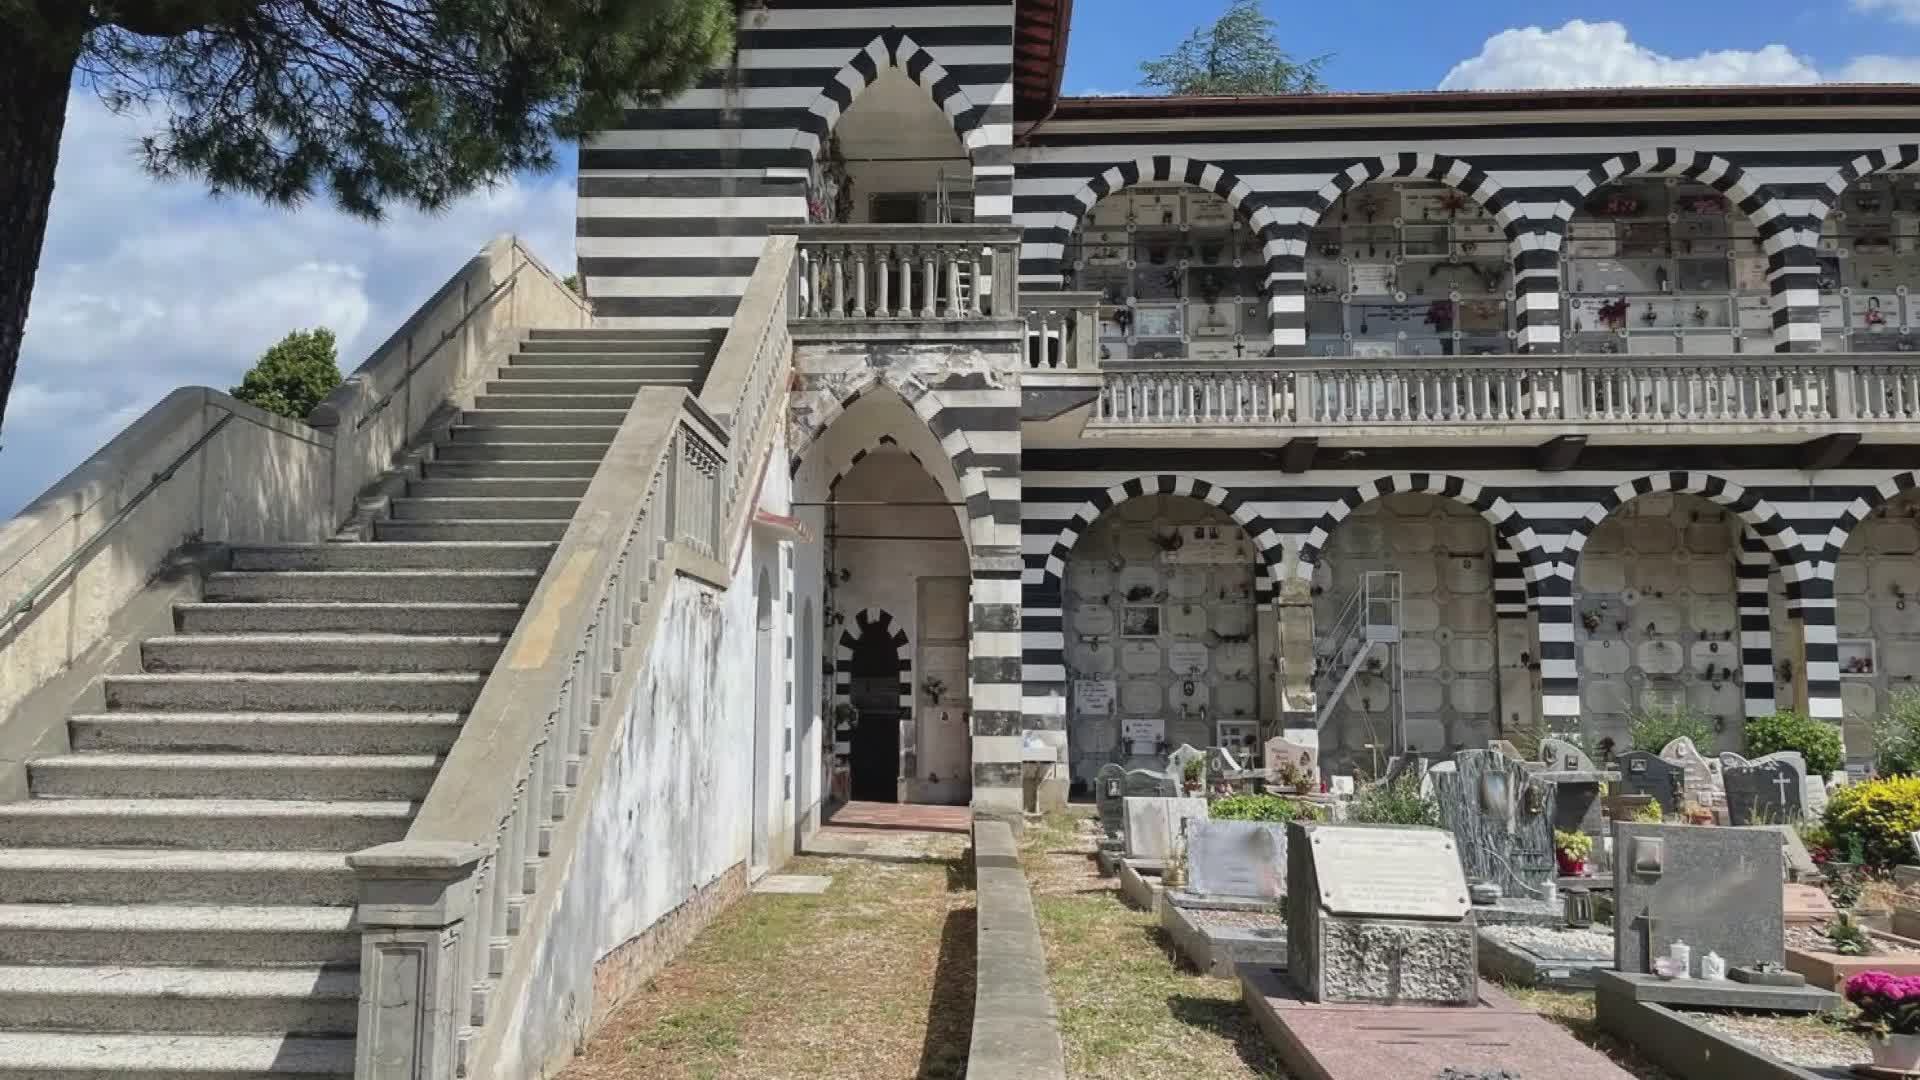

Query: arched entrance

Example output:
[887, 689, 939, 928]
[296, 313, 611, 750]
[846, 623, 908, 802]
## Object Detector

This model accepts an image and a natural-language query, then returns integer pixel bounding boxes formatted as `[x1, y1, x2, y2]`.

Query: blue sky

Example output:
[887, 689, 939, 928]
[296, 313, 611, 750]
[7, 2, 1920, 516]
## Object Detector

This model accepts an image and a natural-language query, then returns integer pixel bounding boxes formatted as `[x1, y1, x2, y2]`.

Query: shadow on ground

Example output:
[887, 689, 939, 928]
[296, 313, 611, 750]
[917, 906, 978, 1080]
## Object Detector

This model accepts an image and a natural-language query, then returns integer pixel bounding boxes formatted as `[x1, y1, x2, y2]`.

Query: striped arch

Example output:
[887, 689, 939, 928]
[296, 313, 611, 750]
[1553, 148, 1766, 227]
[1805, 144, 1920, 225]
[1282, 153, 1555, 353]
[831, 608, 914, 767]
[793, 30, 988, 161]
[1556, 472, 1806, 577]
[817, 434, 972, 548]
[1035, 474, 1285, 590]
[1293, 473, 1548, 583]
[1817, 470, 1920, 567]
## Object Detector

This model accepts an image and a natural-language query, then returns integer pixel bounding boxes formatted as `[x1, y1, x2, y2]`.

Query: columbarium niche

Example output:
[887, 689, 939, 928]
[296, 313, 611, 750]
[1816, 174, 1920, 352]
[1562, 177, 1769, 354]
[1303, 180, 1516, 357]
[1060, 495, 1261, 787]
[1311, 493, 1500, 773]
[1833, 492, 1920, 762]
[1574, 493, 1742, 753]
[1063, 184, 1273, 362]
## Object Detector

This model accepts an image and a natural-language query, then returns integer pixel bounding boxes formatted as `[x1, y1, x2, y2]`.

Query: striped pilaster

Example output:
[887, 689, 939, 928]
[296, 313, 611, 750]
[971, 557, 1026, 812]
[1767, 241, 1824, 354]
[1513, 236, 1561, 353]
[1737, 532, 1777, 719]
[1795, 570, 1842, 722]
[1535, 567, 1580, 733]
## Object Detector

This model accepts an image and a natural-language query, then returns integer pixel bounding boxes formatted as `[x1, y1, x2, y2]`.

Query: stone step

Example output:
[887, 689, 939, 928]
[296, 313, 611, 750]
[70, 713, 461, 756]
[0, 964, 359, 1036]
[445, 423, 618, 444]
[0, 1032, 355, 1079]
[507, 349, 709, 366]
[0, 904, 358, 967]
[0, 796, 417, 850]
[230, 542, 555, 571]
[471, 393, 636, 411]
[526, 327, 722, 342]
[104, 672, 483, 713]
[460, 408, 628, 427]
[517, 336, 716, 353]
[405, 477, 591, 499]
[432, 439, 607, 461]
[175, 601, 523, 635]
[484, 377, 685, 396]
[372, 518, 570, 542]
[204, 570, 539, 603]
[422, 459, 599, 479]
[28, 752, 441, 801]
[388, 497, 579, 522]
[494, 364, 703, 381]
[0, 849, 354, 906]
[140, 634, 506, 674]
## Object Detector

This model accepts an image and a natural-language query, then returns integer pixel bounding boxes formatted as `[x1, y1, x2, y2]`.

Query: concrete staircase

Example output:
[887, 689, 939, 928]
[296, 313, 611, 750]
[0, 329, 720, 1079]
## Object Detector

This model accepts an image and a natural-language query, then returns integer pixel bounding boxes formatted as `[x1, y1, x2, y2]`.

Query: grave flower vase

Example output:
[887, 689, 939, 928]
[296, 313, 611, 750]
[1870, 1032, 1920, 1072]
[1556, 852, 1586, 876]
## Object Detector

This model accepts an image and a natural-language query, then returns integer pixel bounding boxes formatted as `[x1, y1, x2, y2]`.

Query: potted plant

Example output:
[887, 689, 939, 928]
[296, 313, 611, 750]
[1555, 829, 1594, 876]
[1181, 757, 1205, 795]
[1846, 971, 1920, 1071]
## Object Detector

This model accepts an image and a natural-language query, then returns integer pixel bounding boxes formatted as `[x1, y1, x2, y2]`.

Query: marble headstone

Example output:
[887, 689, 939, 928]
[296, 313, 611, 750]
[1094, 763, 1127, 839]
[1613, 822, 1784, 974]
[1123, 768, 1176, 799]
[1726, 759, 1804, 825]
[1428, 749, 1557, 899]
[1207, 745, 1243, 776]
[1123, 796, 1209, 861]
[1187, 820, 1288, 901]
[1488, 739, 1524, 761]
[1661, 736, 1724, 809]
[1540, 737, 1598, 773]
[1264, 736, 1320, 789]
[1616, 751, 1684, 815]
[1286, 822, 1476, 1005]
[1168, 743, 1205, 784]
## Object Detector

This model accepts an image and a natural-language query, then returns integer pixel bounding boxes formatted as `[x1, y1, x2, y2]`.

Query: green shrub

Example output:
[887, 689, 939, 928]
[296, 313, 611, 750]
[1744, 710, 1845, 778]
[1628, 703, 1715, 754]
[1348, 773, 1439, 827]
[1873, 688, 1920, 777]
[231, 328, 342, 421]
[1211, 794, 1320, 822]
[1824, 774, 1920, 867]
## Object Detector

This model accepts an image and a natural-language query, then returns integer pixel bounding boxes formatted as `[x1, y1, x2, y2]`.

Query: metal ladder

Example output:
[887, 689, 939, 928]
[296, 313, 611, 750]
[1313, 571, 1406, 754]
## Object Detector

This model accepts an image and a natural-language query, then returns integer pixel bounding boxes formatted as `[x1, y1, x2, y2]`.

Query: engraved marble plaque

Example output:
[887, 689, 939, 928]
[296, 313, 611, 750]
[1072, 604, 1116, 637]
[1074, 679, 1116, 716]
[1307, 826, 1470, 918]
[1168, 641, 1210, 675]
[1120, 641, 1162, 675]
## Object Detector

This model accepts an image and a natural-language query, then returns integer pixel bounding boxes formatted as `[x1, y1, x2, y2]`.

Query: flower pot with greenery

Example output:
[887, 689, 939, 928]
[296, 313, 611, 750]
[1181, 757, 1204, 795]
[1555, 829, 1594, 876]
[1846, 970, 1920, 1070]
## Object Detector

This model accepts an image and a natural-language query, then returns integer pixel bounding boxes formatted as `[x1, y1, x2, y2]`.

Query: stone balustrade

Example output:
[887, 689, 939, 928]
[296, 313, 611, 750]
[787, 224, 1021, 325]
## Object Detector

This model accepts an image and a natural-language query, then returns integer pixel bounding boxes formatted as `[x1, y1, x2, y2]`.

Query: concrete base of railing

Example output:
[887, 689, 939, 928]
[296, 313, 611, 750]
[968, 818, 1066, 1080]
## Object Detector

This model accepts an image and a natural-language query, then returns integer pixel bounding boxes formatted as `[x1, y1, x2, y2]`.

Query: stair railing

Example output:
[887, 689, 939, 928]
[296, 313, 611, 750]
[348, 238, 797, 1080]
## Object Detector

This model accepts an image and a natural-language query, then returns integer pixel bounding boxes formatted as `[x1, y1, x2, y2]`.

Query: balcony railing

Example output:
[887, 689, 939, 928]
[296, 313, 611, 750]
[1089, 355, 1920, 430]
[786, 224, 1020, 325]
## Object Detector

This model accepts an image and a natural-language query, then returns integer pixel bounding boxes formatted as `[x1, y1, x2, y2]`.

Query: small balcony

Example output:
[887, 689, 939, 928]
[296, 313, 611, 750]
[785, 225, 1024, 341]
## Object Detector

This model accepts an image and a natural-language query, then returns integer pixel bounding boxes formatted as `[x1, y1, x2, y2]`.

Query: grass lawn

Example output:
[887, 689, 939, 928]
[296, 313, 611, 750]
[1020, 812, 1290, 1080]
[561, 832, 973, 1080]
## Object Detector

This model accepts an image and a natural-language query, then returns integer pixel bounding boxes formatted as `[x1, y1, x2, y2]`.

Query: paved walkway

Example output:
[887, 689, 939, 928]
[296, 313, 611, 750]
[825, 800, 972, 833]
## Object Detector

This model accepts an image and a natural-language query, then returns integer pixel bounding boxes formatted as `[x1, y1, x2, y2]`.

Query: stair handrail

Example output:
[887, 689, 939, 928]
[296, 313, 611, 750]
[349, 239, 798, 1080]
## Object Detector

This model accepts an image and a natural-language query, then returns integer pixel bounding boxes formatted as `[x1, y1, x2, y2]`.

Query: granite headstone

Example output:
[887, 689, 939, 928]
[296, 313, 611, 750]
[1540, 737, 1598, 773]
[1123, 768, 1176, 798]
[1750, 824, 1821, 882]
[1616, 751, 1683, 815]
[1613, 822, 1784, 974]
[1095, 763, 1127, 839]
[1429, 749, 1557, 899]
[1726, 759, 1804, 825]
[1187, 819, 1289, 901]
[1123, 796, 1209, 860]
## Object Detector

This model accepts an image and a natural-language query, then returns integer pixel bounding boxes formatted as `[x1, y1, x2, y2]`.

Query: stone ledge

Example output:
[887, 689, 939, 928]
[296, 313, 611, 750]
[1594, 996, 1825, 1080]
[967, 819, 1066, 1080]
[1593, 970, 1839, 1014]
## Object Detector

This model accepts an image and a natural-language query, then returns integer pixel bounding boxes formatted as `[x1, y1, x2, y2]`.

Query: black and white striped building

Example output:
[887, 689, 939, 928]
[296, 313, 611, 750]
[582, 0, 1920, 805]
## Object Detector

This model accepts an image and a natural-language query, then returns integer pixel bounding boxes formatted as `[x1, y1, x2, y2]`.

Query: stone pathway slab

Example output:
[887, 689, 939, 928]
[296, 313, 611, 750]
[751, 874, 833, 894]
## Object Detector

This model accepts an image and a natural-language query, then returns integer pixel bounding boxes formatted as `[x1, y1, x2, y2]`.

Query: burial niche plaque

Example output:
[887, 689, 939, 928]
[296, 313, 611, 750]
[1310, 827, 1470, 919]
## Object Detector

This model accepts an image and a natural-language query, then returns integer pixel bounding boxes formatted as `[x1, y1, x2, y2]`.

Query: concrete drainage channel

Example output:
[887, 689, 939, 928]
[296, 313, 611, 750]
[967, 819, 1067, 1080]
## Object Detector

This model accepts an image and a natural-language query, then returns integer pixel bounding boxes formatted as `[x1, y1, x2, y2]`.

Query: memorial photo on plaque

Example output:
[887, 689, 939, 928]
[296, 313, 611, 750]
[1121, 605, 1161, 638]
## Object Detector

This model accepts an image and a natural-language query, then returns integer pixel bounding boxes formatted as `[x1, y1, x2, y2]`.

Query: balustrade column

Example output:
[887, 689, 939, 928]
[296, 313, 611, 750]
[875, 246, 892, 318]
[921, 247, 938, 318]
[944, 248, 962, 319]
[851, 245, 869, 318]
[348, 842, 486, 1080]
[829, 247, 846, 318]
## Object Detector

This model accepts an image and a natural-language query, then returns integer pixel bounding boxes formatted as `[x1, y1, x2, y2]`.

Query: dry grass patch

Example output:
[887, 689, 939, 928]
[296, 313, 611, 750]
[562, 840, 973, 1080]
[1500, 985, 1676, 1080]
[1022, 812, 1289, 1080]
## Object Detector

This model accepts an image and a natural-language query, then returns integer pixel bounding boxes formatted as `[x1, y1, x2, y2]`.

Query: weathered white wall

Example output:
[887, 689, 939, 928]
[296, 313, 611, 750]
[1833, 493, 1920, 761]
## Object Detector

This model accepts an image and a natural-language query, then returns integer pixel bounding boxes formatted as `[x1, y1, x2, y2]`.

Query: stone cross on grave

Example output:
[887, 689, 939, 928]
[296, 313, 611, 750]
[1773, 771, 1796, 807]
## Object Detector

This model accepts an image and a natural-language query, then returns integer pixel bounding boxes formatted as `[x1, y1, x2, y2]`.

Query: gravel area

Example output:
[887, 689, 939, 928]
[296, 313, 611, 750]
[1185, 908, 1286, 930]
[1688, 1012, 1868, 1069]
[1484, 923, 1614, 960]
[1785, 922, 1920, 957]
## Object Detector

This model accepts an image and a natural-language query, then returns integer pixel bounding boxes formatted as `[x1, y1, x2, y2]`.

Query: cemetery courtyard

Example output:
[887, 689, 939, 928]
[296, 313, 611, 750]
[557, 736, 1920, 1080]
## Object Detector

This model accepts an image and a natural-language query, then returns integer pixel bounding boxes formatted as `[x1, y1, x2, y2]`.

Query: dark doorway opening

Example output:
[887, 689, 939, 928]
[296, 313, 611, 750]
[848, 631, 903, 803]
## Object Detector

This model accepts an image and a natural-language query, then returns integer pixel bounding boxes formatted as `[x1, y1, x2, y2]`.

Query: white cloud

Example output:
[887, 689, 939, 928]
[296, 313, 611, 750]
[1, 93, 576, 517]
[1439, 21, 1821, 90]
[1854, 0, 1920, 26]
[1836, 54, 1920, 82]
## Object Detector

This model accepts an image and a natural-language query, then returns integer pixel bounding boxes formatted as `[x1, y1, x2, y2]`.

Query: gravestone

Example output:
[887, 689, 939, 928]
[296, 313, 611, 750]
[1488, 739, 1524, 761]
[1538, 738, 1618, 837]
[1750, 824, 1821, 882]
[1265, 736, 1321, 790]
[1169, 744, 1205, 787]
[1187, 820, 1289, 901]
[1719, 751, 1751, 772]
[1615, 751, 1683, 816]
[1429, 749, 1557, 899]
[1750, 751, 1827, 818]
[1285, 822, 1476, 1005]
[1123, 796, 1209, 860]
[1207, 745, 1243, 775]
[1613, 822, 1784, 974]
[1725, 758, 1803, 825]
[1123, 768, 1176, 799]
[1660, 736, 1724, 809]
[1094, 763, 1127, 840]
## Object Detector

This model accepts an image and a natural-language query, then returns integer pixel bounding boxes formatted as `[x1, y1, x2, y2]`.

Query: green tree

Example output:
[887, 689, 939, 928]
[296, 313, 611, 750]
[0, 1, 734, 436]
[231, 328, 343, 421]
[1139, 0, 1329, 97]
